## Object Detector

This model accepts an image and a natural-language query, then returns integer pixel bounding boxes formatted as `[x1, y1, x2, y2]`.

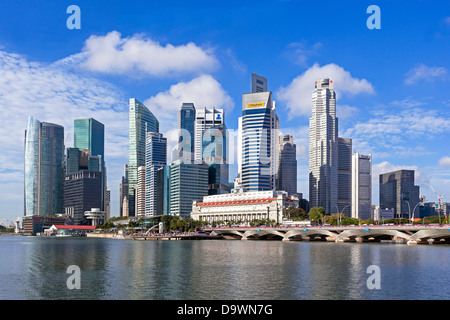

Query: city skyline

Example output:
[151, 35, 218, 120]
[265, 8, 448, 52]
[1, 1, 449, 223]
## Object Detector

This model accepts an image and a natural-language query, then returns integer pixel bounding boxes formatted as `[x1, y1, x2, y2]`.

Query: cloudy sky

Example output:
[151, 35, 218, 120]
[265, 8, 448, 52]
[0, 0, 449, 223]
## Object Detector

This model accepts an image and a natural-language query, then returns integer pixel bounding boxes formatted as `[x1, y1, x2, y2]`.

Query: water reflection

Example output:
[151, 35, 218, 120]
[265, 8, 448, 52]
[1, 235, 450, 300]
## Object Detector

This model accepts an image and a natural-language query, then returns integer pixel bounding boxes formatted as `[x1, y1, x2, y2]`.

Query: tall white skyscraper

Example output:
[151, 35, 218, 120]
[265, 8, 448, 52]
[352, 153, 372, 220]
[309, 78, 338, 214]
[194, 107, 224, 163]
[241, 74, 279, 191]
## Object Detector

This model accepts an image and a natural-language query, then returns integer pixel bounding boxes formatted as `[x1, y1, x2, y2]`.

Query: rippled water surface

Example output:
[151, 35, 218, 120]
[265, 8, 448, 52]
[1, 235, 449, 300]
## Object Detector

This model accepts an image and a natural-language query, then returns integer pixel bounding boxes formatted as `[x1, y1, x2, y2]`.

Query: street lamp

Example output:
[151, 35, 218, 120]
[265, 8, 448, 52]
[335, 204, 350, 226]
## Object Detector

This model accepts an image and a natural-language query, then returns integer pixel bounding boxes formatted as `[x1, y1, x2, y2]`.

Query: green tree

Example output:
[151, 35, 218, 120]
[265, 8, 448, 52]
[308, 207, 325, 224]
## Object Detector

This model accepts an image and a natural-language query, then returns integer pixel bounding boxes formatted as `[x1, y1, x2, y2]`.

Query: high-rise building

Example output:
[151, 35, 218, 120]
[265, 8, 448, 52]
[241, 74, 279, 191]
[309, 78, 338, 214]
[156, 165, 171, 216]
[145, 132, 167, 217]
[169, 160, 209, 218]
[202, 124, 229, 195]
[24, 116, 64, 216]
[63, 171, 103, 224]
[337, 138, 352, 216]
[74, 118, 104, 159]
[65, 118, 106, 220]
[128, 98, 159, 216]
[136, 166, 146, 218]
[379, 169, 419, 219]
[352, 153, 372, 220]
[178, 103, 196, 163]
[276, 134, 297, 195]
[119, 164, 129, 217]
[251, 73, 267, 93]
[194, 107, 224, 163]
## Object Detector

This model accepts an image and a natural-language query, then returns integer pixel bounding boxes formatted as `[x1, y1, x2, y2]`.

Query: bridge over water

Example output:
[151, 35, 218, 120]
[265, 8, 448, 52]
[207, 225, 450, 245]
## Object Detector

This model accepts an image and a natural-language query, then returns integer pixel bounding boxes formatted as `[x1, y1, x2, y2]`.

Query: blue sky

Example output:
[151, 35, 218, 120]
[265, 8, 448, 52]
[0, 0, 449, 224]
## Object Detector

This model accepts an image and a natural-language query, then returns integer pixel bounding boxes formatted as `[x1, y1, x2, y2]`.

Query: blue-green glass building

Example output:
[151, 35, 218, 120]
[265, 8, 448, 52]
[74, 118, 104, 159]
[24, 115, 64, 216]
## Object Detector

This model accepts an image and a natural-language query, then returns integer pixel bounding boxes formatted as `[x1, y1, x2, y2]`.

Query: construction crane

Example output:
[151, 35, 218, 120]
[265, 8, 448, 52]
[426, 183, 444, 208]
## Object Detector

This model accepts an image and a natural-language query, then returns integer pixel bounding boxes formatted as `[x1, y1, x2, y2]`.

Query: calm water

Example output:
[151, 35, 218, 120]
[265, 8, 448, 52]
[1, 235, 449, 300]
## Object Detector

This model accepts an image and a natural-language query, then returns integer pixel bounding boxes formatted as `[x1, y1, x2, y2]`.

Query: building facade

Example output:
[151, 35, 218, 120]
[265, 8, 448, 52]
[240, 74, 279, 191]
[24, 115, 65, 217]
[337, 138, 352, 216]
[119, 164, 129, 217]
[202, 124, 229, 195]
[191, 190, 298, 225]
[63, 170, 103, 225]
[170, 161, 209, 217]
[128, 98, 159, 216]
[352, 153, 372, 220]
[379, 169, 420, 219]
[178, 103, 196, 163]
[309, 78, 338, 214]
[145, 132, 167, 217]
[276, 134, 297, 195]
[194, 107, 224, 163]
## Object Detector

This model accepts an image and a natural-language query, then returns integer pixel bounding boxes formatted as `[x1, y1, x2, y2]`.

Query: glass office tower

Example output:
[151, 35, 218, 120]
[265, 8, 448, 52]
[74, 118, 104, 159]
[241, 88, 279, 191]
[128, 98, 159, 216]
[145, 132, 167, 217]
[24, 115, 64, 216]
[178, 103, 196, 163]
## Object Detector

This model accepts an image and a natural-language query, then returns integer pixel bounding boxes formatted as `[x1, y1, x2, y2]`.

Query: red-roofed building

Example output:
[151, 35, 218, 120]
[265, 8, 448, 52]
[47, 224, 96, 236]
[191, 190, 300, 225]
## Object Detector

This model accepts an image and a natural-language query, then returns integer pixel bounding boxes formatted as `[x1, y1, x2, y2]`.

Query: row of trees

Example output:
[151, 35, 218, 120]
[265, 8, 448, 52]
[95, 207, 449, 232]
[292, 206, 449, 226]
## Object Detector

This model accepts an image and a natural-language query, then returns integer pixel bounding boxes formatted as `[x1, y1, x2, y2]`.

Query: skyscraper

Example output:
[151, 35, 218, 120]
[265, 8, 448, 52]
[119, 164, 129, 217]
[251, 73, 267, 93]
[277, 134, 297, 195]
[309, 78, 338, 214]
[352, 153, 372, 220]
[128, 98, 159, 216]
[241, 74, 279, 191]
[24, 115, 64, 216]
[194, 107, 224, 163]
[202, 124, 229, 195]
[338, 137, 352, 216]
[178, 103, 195, 163]
[136, 166, 146, 217]
[70, 118, 106, 212]
[170, 160, 209, 218]
[145, 132, 167, 217]
[74, 118, 104, 159]
[379, 169, 419, 219]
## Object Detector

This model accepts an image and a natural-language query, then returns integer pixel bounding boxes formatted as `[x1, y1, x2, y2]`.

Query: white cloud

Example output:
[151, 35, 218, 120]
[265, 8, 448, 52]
[80, 31, 218, 77]
[343, 108, 450, 142]
[143, 74, 235, 133]
[283, 41, 322, 67]
[276, 63, 375, 117]
[439, 156, 450, 168]
[0, 50, 129, 220]
[404, 63, 447, 85]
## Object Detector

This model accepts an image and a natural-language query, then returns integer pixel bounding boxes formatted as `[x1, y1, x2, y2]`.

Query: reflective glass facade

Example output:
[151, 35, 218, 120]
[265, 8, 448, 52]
[128, 98, 159, 216]
[24, 116, 64, 216]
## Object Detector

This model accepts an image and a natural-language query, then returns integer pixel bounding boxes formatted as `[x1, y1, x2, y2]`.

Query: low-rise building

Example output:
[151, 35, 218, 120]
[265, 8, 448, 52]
[191, 190, 299, 225]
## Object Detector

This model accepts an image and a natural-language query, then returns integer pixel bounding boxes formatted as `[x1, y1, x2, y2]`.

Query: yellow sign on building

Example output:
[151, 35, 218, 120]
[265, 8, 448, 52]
[247, 102, 265, 108]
